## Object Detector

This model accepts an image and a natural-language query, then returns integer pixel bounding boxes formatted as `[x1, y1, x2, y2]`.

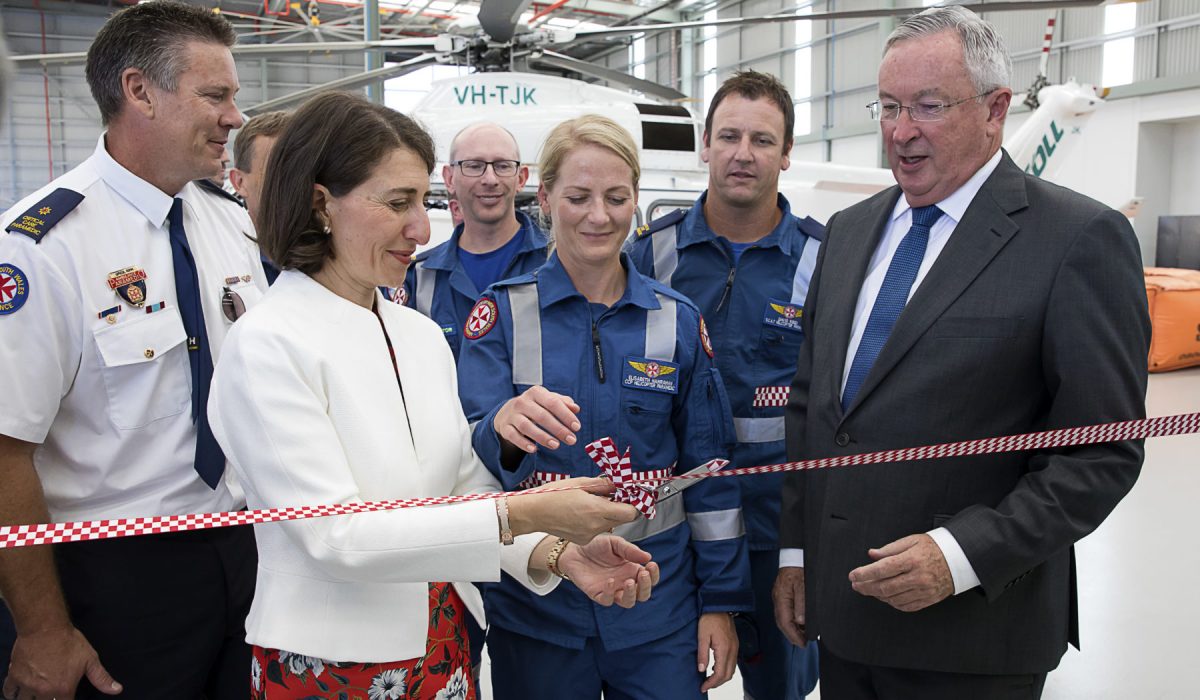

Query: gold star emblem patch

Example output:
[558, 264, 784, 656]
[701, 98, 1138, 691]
[38, 207, 51, 215]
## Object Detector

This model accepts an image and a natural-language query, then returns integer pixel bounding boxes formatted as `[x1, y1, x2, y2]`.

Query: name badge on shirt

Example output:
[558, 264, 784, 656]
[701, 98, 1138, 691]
[763, 298, 803, 332]
[440, 323, 457, 337]
[622, 356, 680, 395]
[107, 266, 148, 308]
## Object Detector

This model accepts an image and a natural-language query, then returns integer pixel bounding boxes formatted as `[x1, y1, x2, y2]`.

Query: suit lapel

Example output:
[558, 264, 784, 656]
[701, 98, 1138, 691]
[824, 189, 901, 416]
[845, 155, 1029, 415]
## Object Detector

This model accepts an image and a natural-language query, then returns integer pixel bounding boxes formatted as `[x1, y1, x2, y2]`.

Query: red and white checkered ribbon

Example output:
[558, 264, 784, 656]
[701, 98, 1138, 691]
[516, 471, 572, 491]
[2, 412, 1197, 549]
[753, 386, 791, 408]
[583, 437, 663, 518]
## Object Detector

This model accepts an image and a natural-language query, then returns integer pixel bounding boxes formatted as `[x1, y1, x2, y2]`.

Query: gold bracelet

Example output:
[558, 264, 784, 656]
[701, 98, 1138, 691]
[546, 537, 571, 580]
[496, 496, 514, 546]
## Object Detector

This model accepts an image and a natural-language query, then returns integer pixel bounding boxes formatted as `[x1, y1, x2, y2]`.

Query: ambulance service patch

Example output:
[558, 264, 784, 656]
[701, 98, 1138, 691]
[764, 299, 803, 332]
[463, 298, 497, 340]
[107, 266, 148, 308]
[623, 356, 680, 394]
[699, 316, 714, 358]
[0, 263, 30, 316]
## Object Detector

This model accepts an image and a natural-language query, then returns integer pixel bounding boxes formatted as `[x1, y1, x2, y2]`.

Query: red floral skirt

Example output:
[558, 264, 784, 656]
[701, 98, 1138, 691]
[250, 582, 475, 700]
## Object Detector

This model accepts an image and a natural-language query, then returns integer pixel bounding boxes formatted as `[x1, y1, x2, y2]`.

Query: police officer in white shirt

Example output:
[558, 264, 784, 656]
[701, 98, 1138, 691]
[0, 3, 264, 698]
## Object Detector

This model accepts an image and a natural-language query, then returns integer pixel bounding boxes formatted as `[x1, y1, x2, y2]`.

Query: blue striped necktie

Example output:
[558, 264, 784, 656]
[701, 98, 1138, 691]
[168, 197, 225, 489]
[841, 204, 943, 411]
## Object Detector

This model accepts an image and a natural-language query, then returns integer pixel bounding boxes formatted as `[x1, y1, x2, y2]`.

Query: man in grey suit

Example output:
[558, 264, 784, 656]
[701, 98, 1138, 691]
[773, 6, 1151, 698]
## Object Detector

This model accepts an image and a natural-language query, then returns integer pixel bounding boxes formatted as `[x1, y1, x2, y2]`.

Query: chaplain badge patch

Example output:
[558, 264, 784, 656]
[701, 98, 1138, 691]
[463, 298, 497, 340]
[763, 298, 803, 332]
[107, 266, 148, 307]
[623, 356, 680, 394]
[0, 263, 30, 316]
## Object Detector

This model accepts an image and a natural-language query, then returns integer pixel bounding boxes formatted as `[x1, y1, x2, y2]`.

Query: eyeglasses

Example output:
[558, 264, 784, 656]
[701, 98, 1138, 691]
[221, 286, 246, 322]
[867, 90, 995, 122]
[450, 159, 520, 177]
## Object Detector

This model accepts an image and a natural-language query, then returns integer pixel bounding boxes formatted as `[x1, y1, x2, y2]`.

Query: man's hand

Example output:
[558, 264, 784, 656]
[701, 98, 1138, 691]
[848, 534, 953, 612]
[772, 566, 807, 646]
[494, 386, 580, 453]
[697, 611, 738, 692]
[556, 535, 660, 608]
[3, 625, 122, 700]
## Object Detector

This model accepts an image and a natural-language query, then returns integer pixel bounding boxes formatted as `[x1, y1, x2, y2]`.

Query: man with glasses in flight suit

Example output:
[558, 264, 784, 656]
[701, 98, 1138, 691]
[397, 122, 549, 358]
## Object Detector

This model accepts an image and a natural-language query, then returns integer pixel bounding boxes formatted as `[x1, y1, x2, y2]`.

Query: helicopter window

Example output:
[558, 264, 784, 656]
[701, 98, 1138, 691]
[635, 104, 692, 118]
[642, 123, 695, 152]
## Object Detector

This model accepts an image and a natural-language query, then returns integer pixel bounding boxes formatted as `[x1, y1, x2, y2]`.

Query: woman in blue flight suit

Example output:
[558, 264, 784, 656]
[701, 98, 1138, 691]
[457, 115, 753, 699]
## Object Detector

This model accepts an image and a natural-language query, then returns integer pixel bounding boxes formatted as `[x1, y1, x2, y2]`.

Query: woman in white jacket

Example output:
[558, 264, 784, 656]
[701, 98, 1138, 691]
[209, 91, 658, 699]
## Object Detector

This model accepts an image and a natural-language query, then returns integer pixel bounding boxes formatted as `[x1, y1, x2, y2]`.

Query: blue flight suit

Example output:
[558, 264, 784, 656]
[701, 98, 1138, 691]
[397, 211, 548, 357]
[457, 251, 752, 700]
[625, 192, 824, 700]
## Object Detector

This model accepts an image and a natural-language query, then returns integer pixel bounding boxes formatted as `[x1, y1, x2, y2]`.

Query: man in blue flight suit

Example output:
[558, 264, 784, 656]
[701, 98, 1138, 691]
[396, 122, 549, 357]
[626, 71, 823, 700]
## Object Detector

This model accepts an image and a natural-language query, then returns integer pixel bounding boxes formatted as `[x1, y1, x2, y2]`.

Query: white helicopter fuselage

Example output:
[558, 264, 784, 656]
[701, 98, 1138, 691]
[411, 72, 1104, 249]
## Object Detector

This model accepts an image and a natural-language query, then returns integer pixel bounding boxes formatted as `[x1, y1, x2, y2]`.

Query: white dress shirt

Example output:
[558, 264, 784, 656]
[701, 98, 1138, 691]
[782, 149, 1003, 595]
[0, 136, 267, 522]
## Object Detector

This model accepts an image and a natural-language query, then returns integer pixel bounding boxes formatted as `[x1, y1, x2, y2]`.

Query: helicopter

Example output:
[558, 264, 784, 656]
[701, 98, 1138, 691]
[9, 0, 1121, 243]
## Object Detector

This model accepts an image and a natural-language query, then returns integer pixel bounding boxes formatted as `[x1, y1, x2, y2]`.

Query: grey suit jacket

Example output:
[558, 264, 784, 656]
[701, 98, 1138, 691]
[780, 152, 1151, 675]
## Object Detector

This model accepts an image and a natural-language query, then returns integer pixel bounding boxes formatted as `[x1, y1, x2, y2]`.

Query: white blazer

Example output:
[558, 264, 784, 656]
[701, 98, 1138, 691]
[209, 270, 556, 663]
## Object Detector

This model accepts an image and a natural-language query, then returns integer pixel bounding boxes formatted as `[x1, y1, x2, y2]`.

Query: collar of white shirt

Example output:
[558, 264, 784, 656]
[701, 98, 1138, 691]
[888, 148, 1004, 228]
[91, 133, 176, 230]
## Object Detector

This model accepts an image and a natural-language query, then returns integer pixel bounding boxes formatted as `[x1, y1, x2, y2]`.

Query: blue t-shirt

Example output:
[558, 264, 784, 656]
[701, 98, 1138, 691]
[725, 239, 753, 264]
[459, 231, 527, 293]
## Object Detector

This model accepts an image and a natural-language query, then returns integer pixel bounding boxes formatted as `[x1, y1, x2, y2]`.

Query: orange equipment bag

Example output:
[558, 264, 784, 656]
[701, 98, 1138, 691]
[1144, 267, 1200, 372]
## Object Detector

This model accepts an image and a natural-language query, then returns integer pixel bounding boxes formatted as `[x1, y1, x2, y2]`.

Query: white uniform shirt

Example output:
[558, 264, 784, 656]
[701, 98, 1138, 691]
[0, 136, 267, 522]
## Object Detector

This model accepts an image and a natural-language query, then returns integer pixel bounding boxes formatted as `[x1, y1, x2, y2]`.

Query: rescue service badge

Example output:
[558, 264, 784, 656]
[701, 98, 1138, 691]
[464, 298, 497, 340]
[0, 263, 30, 316]
[764, 298, 804, 332]
[107, 266, 148, 307]
[623, 356, 680, 394]
[699, 316, 714, 358]
[391, 286, 408, 305]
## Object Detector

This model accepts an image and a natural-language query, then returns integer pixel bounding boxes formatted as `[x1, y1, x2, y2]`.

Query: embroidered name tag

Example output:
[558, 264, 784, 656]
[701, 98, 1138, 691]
[763, 298, 803, 332]
[622, 356, 680, 395]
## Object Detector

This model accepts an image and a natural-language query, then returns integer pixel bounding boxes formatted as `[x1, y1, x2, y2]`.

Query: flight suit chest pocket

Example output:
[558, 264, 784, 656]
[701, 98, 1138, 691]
[758, 299, 805, 379]
[92, 307, 190, 430]
[620, 355, 677, 465]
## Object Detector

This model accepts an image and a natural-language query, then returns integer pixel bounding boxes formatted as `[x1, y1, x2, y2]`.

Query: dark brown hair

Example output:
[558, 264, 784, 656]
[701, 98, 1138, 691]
[86, 1, 236, 125]
[256, 91, 435, 275]
[233, 111, 291, 172]
[704, 70, 795, 150]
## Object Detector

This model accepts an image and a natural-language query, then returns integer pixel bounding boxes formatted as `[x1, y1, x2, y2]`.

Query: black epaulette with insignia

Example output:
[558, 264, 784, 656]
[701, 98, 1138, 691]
[639, 207, 688, 238]
[5, 188, 85, 243]
[797, 215, 826, 242]
[195, 179, 246, 207]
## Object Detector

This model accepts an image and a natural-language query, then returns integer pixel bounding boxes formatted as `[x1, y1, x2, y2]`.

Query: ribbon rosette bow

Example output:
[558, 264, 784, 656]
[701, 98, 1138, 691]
[584, 437, 661, 519]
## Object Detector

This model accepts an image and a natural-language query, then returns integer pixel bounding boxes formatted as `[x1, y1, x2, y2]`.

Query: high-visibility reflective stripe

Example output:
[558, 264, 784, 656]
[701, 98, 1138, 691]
[613, 492, 685, 543]
[508, 285, 543, 386]
[687, 508, 746, 541]
[651, 224, 679, 284]
[734, 416, 785, 443]
[507, 286, 679, 384]
[790, 236, 820, 305]
[644, 294, 676, 362]
[415, 265, 436, 317]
